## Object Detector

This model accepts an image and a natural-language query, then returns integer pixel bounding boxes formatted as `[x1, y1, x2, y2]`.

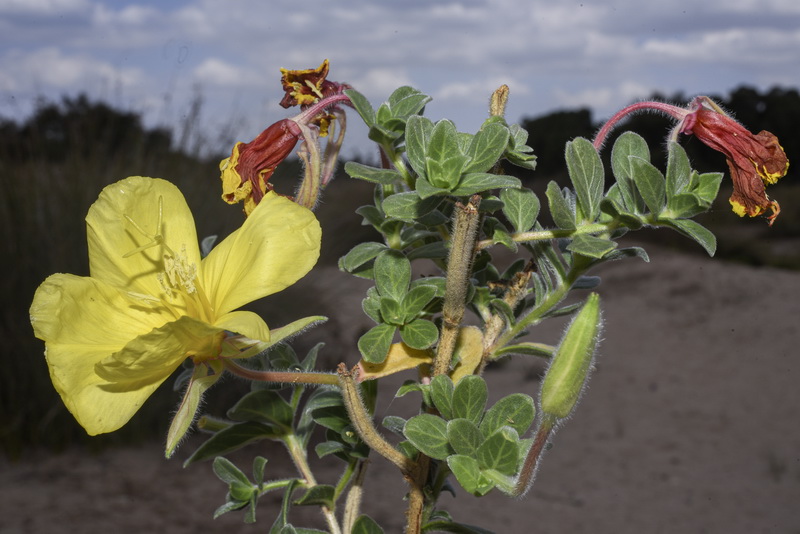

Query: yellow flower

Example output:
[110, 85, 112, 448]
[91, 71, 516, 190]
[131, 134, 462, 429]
[30, 177, 321, 437]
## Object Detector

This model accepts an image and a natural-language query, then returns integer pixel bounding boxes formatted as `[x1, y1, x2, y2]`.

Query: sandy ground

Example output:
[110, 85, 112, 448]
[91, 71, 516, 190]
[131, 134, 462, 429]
[2, 242, 800, 533]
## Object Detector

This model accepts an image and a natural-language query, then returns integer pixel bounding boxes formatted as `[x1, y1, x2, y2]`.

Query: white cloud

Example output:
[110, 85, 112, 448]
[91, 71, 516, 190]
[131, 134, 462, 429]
[348, 68, 415, 102]
[0, 47, 145, 91]
[192, 58, 262, 87]
[553, 81, 653, 115]
[0, 0, 89, 14]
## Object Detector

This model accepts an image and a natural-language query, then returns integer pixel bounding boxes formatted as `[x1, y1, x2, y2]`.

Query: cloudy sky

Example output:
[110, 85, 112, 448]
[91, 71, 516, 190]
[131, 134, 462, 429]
[1, 0, 798, 156]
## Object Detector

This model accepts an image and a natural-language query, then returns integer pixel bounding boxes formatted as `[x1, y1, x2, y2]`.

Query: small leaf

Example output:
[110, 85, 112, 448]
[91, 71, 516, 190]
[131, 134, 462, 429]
[315, 440, 347, 458]
[404, 414, 452, 460]
[662, 218, 717, 256]
[480, 393, 535, 437]
[399, 319, 439, 349]
[665, 141, 692, 197]
[430, 375, 455, 420]
[379, 297, 403, 325]
[610, 131, 649, 212]
[566, 234, 618, 259]
[464, 121, 509, 173]
[405, 115, 434, 178]
[184, 422, 284, 465]
[476, 427, 520, 475]
[447, 418, 483, 457]
[344, 89, 375, 126]
[447, 455, 495, 496]
[500, 187, 540, 233]
[351, 514, 385, 534]
[401, 284, 438, 321]
[382, 415, 408, 436]
[387, 86, 431, 118]
[545, 181, 576, 230]
[293, 485, 335, 508]
[358, 323, 396, 364]
[345, 161, 403, 185]
[374, 249, 411, 301]
[213, 456, 252, 486]
[692, 172, 723, 204]
[382, 192, 441, 222]
[428, 119, 461, 164]
[629, 156, 666, 215]
[565, 137, 604, 221]
[452, 375, 488, 425]
[253, 456, 268, 486]
[427, 155, 468, 189]
[449, 173, 521, 197]
[227, 390, 294, 430]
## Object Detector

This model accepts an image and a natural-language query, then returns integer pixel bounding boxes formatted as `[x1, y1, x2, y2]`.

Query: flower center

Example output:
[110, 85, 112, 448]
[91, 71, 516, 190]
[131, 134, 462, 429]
[123, 196, 214, 323]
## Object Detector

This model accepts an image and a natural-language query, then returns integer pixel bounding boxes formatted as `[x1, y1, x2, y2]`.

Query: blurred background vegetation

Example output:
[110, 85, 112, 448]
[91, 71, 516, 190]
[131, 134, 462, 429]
[2, 86, 797, 457]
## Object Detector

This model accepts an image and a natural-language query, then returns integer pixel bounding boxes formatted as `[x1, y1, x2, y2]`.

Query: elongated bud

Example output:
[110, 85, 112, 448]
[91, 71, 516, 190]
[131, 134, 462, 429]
[540, 293, 601, 421]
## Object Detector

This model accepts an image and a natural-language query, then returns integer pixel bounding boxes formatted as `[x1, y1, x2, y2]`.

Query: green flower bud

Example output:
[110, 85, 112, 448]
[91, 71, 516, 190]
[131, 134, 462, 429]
[540, 293, 601, 420]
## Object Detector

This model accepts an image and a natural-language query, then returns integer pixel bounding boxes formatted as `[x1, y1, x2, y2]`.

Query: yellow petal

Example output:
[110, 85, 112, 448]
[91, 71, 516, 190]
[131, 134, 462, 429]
[96, 315, 224, 389]
[87, 176, 201, 297]
[31, 274, 175, 434]
[358, 343, 433, 381]
[215, 310, 270, 343]
[201, 191, 321, 315]
[65, 316, 223, 435]
[31, 273, 169, 351]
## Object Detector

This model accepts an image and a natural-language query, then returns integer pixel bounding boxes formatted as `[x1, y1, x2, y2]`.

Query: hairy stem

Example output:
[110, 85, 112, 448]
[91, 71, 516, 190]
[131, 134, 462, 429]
[337, 364, 416, 473]
[433, 195, 482, 376]
[223, 359, 339, 386]
[513, 415, 556, 496]
[284, 433, 342, 534]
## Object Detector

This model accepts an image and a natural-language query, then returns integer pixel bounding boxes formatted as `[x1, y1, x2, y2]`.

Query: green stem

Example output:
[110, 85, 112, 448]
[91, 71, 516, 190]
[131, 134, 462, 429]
[223, 359, 339, 386]
[342, 460, 369, 534]
[284, 433, 342, 534]
[490, 264, 585, 355]
[476, 222, 610, 251]
[512, 415, 556, 496]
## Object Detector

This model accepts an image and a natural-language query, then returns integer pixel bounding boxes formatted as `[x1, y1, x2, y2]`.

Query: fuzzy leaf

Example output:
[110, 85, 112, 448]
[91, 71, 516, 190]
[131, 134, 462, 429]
[344, 89, 375, 127]
[405, 115, 434, 178]
[476, 427, 520, 475]
[566, 234, 618, 259]
[629, 156, 666, 215]
[480, 393, 535, 437]
[404, 413, 451, 460]
[399, 318, 439, 349]
[464, 121, 509, 173]
[358, 323, 396, 364]
[449, 173, 521, 197]
[500, 187, 540, 233]
[452, 375, 488, 425]
[610, 131, 649, 213]
[545, 181, 576, 230]
[447, 418, 483, 457]
[374, 249, 411, 300]
[345, 162, 403, 185]
[565, 137, 604, 221]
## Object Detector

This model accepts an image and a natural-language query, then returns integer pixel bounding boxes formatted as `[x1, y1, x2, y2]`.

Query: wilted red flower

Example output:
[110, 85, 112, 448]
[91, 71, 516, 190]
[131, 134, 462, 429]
[593, 96, 790, 225]
[279, 59, 350, 137]
[680, 98, 789, 224]
[220, 119, 302, 215]
[279, 59, 338, 108]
